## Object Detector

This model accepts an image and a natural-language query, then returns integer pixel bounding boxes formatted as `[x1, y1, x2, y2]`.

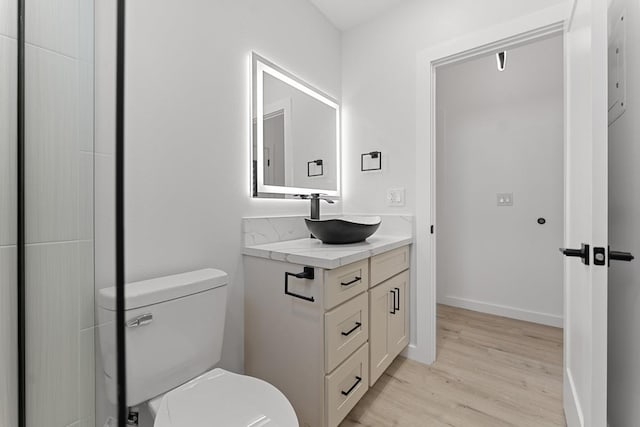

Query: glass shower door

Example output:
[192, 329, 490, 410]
[0, 0, 19, 424]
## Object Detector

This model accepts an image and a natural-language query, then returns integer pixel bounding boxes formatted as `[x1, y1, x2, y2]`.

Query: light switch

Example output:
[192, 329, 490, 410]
[497, 193, 513, 207]
[387, 188, 405, 207]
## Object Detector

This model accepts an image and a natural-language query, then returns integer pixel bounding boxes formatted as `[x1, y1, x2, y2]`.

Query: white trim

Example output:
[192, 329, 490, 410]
[564, 369, 583, 427]
[438, 296, 564, 328]
[566, 0, 579, 32]
[413, 3, 570, 366]
[254, 54, 341, 198]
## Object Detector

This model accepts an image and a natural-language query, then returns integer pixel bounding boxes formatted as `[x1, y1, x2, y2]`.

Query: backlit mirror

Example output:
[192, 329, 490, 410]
[251, 53, 341, 198]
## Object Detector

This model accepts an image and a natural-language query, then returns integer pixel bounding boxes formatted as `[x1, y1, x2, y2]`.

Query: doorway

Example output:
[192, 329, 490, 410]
[434, 35, 565, 328]
[428, 31, 566, 424]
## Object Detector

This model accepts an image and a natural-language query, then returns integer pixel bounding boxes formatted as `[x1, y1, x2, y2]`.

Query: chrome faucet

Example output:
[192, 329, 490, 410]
[299, 193, 335, 220]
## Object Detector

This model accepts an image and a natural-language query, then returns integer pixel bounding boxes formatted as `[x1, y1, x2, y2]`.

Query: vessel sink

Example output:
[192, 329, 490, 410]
[305, 216, 382, 244]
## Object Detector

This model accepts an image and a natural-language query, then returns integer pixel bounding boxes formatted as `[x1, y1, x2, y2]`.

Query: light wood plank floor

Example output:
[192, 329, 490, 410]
[341, 305, 564, 427]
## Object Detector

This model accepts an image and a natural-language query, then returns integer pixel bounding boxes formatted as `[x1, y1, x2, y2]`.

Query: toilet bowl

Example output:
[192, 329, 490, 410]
[97, 269, 298, 427]
[148, 368, 297, 427]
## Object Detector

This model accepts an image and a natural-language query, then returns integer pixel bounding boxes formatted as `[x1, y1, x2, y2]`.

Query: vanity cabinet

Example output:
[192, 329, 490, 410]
[369, 270, 409, 385]
[244, 244, 410, 427]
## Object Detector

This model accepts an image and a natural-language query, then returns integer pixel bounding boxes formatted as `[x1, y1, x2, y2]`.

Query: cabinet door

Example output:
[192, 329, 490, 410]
[389, 271, 410, 357]
[369, 280, 394, 386]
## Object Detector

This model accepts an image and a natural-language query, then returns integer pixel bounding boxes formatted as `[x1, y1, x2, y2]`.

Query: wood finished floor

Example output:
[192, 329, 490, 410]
[341, 304, 565, 427]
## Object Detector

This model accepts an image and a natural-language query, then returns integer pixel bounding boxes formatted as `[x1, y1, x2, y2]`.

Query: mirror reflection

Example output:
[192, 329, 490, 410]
[252, 54, 340, 198]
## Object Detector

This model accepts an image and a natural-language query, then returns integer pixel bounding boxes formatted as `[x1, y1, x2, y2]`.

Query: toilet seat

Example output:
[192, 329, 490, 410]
[152, 368, 298, 427]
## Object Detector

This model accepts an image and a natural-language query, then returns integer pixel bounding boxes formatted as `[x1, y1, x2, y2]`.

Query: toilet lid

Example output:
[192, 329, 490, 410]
[154, 368, 298, 427]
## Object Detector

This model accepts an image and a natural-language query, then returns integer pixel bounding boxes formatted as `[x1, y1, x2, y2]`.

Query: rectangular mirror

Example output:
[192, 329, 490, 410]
[251, 53, 341, 198]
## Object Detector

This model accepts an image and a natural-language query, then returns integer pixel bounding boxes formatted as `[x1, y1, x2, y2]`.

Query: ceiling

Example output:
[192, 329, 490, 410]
[308, 0, 408, 32]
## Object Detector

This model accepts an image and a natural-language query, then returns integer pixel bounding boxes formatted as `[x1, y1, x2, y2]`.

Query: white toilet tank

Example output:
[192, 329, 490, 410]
[97, 269, 228, 406]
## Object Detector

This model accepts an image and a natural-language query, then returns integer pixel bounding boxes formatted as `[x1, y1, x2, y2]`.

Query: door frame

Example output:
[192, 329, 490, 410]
[410, 3, 570, 365]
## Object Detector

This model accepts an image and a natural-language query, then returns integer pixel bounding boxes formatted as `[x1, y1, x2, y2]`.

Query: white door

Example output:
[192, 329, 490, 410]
[563, 0, 609, 425]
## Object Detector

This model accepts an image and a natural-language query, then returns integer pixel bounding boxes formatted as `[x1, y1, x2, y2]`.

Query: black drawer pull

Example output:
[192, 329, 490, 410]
[341, 276, 361, 287]
[285, 267, 315, 302]
[390, 289, 397, 314]
[341, 322, 362, 337]
[394, 287, 400, 311]
[341, 376, 362, 396]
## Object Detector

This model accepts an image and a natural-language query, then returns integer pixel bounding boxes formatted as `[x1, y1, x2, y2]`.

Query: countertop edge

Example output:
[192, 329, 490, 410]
[242, 235, 414, 269]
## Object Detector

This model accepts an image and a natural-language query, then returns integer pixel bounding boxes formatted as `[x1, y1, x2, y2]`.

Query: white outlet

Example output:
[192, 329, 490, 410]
[497, 193, 513, 207]
[387, 188, 405, 207]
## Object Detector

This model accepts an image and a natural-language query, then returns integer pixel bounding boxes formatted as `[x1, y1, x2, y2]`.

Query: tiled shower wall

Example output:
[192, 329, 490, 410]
[24, 0, 97, 423]
[0, 0, 98, 425]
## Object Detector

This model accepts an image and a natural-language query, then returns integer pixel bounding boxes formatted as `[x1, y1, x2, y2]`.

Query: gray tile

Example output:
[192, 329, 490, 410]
[78, 0, 94, 63]
[0, 247, 18, 427]
[0, 37, 17, 246]
[94, 0, 116, 156]
[66, 418, 95, 427]
[25, 0, 79, 58]
[94, 154, 114, 289]
[94, 328, 117, 427]
[79, 60, 94, 153]
[78, 241, 95, 329]
[0, 0, 17, 38]
[79, 152, 94, 241]
[25, 45, 80, 244]
[78, 328, 95, 423]
[26, 242, 80, 427]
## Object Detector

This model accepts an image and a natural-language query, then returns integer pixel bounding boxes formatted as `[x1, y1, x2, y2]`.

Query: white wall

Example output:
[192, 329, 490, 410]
[341, 0, 566, 213]
[435, 35, 564, 326]
[121, 0, 341, 374]
[607, 0, 640, 424]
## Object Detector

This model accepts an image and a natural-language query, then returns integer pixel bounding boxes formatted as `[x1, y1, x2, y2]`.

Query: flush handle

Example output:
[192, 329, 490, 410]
[126, 313, 153, 328]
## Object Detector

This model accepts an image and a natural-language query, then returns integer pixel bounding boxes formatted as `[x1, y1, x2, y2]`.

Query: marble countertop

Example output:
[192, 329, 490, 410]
[243, 235, 413, 269]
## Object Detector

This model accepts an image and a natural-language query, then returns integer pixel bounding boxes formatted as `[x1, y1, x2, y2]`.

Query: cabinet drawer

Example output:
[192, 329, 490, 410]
[325, 292, 368, 373]
[324, 259, 369, 310]
[325, 343, 369, 427]
[370, 246, 409, 287]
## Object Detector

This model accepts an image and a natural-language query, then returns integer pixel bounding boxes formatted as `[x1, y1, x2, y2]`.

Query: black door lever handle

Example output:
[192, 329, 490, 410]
[559, 243, 590, 265]
[609, 249, 635, 263]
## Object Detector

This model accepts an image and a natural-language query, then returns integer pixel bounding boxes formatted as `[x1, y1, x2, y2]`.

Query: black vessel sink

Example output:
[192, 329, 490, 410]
[305, 216, 381, 244]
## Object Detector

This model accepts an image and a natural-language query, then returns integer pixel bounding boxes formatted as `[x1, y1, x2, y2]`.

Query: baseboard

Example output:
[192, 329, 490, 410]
[438, 295, 563, 328]
[402, 343, 435, 365]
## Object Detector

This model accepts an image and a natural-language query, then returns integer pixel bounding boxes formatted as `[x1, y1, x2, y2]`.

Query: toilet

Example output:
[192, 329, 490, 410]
[97, 269, 298, 426]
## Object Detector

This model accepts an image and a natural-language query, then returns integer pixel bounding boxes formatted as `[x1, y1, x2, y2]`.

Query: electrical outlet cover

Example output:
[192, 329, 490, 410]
[387, 188, 405, 206]
[497, 193, 513, 207]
